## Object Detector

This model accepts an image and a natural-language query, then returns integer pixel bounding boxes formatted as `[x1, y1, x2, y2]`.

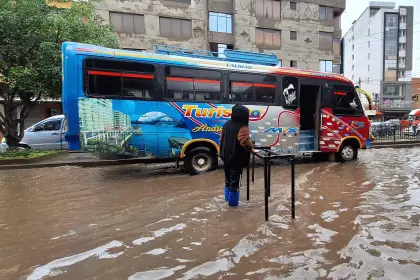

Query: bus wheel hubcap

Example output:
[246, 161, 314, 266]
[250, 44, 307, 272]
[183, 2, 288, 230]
[342, 146, 354, 161]
[192, 153, 211, 172]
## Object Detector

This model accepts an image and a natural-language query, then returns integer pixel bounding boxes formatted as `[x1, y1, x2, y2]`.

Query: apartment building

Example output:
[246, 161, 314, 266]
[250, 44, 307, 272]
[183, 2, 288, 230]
[96, 0, 345, 72]
[342, 1, 414, 119]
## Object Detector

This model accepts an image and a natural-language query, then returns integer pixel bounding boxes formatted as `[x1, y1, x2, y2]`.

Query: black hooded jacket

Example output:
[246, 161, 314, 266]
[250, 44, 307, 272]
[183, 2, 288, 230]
[220, 105, 253, 170]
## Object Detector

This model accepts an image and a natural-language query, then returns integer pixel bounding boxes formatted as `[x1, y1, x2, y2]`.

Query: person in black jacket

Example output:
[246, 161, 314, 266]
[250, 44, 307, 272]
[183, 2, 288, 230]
[219, 104, 257, 207]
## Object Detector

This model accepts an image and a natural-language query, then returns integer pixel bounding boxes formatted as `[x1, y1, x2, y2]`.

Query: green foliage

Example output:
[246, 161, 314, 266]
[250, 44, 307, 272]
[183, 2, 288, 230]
[85, 139, 140, 159]
[0, 149, 55, 159]
[0, 0, 120, 146]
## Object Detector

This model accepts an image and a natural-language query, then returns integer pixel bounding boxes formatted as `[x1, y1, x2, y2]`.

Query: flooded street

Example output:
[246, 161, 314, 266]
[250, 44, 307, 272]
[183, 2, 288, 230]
[1, 148, 420, 280]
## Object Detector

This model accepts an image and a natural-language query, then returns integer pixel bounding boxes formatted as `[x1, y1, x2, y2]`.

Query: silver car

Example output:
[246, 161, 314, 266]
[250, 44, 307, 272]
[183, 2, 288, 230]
[1, 115, 67, 151]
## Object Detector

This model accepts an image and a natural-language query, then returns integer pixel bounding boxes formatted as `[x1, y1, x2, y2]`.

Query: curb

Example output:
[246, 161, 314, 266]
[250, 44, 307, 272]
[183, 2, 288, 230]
[0, 151, 68, 166]
[370, 142, 420, 149]
[0, 157, 177, 170]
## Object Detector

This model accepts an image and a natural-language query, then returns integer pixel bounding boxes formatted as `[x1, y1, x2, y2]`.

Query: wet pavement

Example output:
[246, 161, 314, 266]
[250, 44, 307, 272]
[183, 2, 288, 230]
[1, 148, 420, 280]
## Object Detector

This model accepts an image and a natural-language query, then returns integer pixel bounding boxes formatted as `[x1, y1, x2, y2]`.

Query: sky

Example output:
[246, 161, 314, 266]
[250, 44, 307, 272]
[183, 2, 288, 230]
[341, 0, 420, 77]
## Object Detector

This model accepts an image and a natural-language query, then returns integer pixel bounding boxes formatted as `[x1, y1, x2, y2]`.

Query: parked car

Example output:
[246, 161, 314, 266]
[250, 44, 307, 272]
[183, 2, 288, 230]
[0, 115, 67, 151]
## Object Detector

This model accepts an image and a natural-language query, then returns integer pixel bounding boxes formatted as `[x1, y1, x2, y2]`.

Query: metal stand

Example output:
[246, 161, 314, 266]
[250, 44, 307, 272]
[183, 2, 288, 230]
[246, 147, 296, 221]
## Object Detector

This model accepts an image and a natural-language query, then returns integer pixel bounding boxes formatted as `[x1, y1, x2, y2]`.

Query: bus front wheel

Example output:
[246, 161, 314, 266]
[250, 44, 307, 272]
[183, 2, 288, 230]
[184, 147, 218, 175]
[336, 142, 358, 162]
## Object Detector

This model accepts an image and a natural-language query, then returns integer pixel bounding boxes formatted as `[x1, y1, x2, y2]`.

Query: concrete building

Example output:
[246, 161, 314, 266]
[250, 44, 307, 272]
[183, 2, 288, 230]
[412, 78, 420, 110]
[342, 1, 414, 120]
[96, 0, 345, 72]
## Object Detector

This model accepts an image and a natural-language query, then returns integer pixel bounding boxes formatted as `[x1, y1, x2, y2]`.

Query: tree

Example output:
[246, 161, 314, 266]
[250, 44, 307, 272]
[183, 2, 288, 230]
[0, 0, 119, 148]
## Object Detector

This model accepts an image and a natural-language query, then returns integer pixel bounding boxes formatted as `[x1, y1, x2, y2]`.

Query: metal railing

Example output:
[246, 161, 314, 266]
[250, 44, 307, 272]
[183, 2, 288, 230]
[372, 124, 420, 142]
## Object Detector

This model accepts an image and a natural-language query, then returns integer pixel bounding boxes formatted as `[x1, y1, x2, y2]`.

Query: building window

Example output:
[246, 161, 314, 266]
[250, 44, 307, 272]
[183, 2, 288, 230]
[352, 44, 354, 50]
[399, 71, 406, 78]
[368, 65, 370, 71]
[352, 75, 354, 80]
[209, 12, 232, 33]
[319, 32, 333, 51]
[290, 1, 297, 10]
[399, 57, 406, 66]
[210, 43, 233, 58]
[400, 43, 406, 51]
[290, 31, 297, 41]
[368, 28, 370, 35]
[368, 77, 370, 83]
[256, 0, 281, 20]
[159, 17, 192, 38]
[256, 28, 281, 47]
[352, 54, 354, 60]
[368, 41, 370, 48]
[290, 61, 297, 68]
[368, 53, 370, 59]
[319, 6, 333, 21]
[319, 60, 333, 72]
[400, 29, 407, 37]
[109, 12, 145, 34]
[400, 15, 407, 23]
[352, 65, 354, 70]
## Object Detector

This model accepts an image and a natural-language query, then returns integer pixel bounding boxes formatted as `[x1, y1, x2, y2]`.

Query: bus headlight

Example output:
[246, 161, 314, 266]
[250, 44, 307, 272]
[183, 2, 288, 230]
[1, 138, 5, 144]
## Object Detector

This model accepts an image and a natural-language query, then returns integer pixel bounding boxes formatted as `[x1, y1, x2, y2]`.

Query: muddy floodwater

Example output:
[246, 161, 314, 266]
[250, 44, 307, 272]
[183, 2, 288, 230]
[1, 148, 420, 280]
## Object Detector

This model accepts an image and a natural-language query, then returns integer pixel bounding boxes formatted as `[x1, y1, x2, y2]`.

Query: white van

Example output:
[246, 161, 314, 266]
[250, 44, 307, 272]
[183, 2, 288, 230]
[1, 115, 67, 151]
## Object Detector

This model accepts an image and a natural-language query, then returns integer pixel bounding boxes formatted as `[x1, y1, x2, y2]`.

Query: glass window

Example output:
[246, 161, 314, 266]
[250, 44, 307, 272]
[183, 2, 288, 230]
[164, 67, 222, 101]
[209, 12, 232, 33]
[159, 17, 192, 38]
[85, 59, 155, 99]
[123, 75, 154, 99]
[290, 31, 297, 41]
[230, 73, 276, 104]
[290, 61, 297, 68]
[319, 6, 333, 21]
[256, 0, 281, 20]
[319, 60, 333, 72]
[35, 119, 62, 131]
[282, 76, 298, 108]
[256, 28, 281, 47]
[110, 12, 145, 34]
[319, 32, 333, 51]
[290, 1, 297, 10]
[332, 87, 362, 116]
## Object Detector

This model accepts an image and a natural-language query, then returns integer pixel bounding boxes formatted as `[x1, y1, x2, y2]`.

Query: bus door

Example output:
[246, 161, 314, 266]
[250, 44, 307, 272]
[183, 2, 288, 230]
[299, 84, 321, 151]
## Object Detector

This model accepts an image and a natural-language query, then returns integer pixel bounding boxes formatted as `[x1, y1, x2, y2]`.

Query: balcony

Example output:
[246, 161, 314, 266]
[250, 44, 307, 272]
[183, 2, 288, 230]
[400, 23, 407, 29]
[399, 50, 406, 57]
[399, 36, 406, 44]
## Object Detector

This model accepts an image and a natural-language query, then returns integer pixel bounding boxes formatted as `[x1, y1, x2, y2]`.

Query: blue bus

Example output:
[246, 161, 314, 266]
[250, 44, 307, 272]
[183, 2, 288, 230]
[62, 42, 370, 174]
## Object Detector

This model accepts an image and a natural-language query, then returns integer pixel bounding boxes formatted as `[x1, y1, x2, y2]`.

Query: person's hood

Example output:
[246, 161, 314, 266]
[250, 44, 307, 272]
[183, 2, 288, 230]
[231, 105, 249, 125]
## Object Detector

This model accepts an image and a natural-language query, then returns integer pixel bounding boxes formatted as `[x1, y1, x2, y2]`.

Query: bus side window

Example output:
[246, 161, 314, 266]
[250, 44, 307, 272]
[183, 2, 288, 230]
[332, 86, 362, 116]
[281, 76, 298, 109]
[229, 73, 276, 104]
[84, 58, 156, 100]
[164, 66, 222, 102]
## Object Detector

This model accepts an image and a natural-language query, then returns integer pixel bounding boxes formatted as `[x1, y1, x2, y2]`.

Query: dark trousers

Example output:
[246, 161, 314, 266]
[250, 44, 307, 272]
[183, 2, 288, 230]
[224, 166, 243, 192]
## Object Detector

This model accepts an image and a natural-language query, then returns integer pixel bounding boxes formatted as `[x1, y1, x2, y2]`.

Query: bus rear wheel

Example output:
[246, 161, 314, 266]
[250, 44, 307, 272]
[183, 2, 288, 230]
[184, 147, 218, 175]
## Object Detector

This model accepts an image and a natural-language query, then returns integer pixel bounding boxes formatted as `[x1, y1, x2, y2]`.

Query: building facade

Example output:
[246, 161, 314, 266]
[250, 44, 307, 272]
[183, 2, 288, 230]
[96, 0, 345, 72]
[342, 1, 414, 119]
[412, 78, 420, 110]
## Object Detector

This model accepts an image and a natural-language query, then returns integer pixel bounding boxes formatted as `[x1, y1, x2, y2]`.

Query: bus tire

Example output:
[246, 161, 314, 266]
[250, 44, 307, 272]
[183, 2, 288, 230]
[184, 147, 218, 175]
[336, 142, 358, 163]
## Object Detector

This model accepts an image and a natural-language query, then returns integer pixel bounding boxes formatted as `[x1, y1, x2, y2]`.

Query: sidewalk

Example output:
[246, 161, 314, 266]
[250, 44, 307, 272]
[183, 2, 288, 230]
[0, 152, 177, 170]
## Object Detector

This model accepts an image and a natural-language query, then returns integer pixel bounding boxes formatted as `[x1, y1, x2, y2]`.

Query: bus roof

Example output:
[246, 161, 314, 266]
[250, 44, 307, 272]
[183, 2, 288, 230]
[409, 109, 420, 116]
[62, 42, 352, 84]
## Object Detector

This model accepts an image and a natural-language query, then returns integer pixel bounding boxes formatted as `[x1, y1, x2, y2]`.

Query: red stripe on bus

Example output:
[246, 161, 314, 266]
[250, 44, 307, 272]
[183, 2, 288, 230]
[88, 70, 121, 77]
[254, 83, 275, 88]
[334, 91, 346, 96]
[122, 73, 153, 79]
[195, 79, 220, 84]
[232, 82, 253, 87]
[167, 77, 194, 82]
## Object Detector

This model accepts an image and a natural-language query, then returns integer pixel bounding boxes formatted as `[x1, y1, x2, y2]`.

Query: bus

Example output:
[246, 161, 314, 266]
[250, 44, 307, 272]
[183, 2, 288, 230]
[62, 42, 371, 174]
